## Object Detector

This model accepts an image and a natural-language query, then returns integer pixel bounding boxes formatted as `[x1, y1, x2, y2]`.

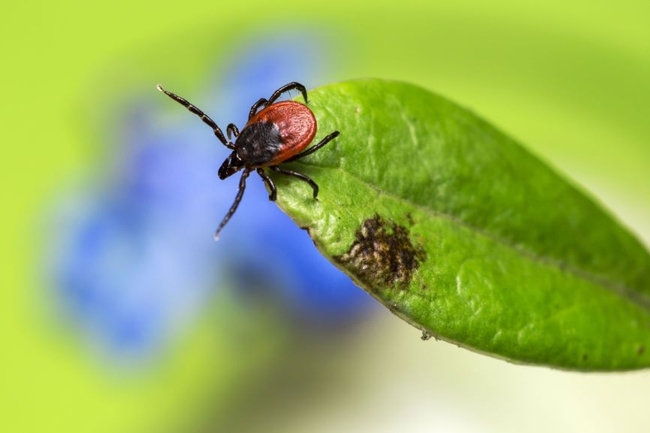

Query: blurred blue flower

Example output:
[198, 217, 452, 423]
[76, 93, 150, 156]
[47, 32, 374, 363]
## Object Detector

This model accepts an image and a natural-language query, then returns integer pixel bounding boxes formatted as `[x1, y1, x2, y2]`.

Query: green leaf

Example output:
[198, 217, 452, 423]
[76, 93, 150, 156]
[273, 78, 650, 371]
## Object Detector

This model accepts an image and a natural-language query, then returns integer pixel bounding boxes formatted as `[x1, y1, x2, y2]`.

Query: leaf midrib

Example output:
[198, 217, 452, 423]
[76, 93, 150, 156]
[294, 160, 650, 312]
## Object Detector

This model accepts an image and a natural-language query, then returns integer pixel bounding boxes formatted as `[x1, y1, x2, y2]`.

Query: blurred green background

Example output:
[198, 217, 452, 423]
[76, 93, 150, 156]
[3, 1, 650, 432]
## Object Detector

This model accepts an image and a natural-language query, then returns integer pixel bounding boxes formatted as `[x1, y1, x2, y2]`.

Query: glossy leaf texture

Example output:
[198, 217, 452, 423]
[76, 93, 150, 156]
[272, 79, 650, 371]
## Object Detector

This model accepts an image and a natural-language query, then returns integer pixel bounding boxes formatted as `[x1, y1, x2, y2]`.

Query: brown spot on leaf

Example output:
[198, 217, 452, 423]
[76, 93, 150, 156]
[638, 345, 646, 355]
[335, 214, 426, 291]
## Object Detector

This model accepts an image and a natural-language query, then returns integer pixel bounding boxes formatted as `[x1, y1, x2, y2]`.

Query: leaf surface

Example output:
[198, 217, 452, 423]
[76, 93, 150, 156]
[274, 79, 650, 370]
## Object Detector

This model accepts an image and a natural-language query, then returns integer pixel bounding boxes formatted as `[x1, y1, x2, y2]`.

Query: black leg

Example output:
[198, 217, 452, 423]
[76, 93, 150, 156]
[157, 84, 234, 150]
[286, 131, 339, 163]
[270, 166, 319, 199]
[248, 98, 268, 119]
[227, 123, 239, 141]
[256, 168, 277, 201]
[214, 169, 251, 240]
[267, 82, 308, 105]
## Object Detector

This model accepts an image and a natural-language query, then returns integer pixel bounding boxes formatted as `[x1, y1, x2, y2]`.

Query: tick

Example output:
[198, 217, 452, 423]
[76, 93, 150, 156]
[157, 82, 339, 239]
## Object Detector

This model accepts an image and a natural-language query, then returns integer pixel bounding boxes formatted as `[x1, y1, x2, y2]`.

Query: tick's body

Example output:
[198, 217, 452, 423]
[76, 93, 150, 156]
[157, 82, 339, 239]
[231, 101, 317, 167]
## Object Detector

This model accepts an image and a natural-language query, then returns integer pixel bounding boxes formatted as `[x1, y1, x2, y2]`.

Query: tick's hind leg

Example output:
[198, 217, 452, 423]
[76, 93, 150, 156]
[267, 82, 308, 106]
[285, 131, 339, 163]
[270, 166, 319, 199]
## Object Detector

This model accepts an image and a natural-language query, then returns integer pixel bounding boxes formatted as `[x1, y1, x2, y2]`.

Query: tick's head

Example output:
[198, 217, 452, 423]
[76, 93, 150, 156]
[218, 152, 244, 179]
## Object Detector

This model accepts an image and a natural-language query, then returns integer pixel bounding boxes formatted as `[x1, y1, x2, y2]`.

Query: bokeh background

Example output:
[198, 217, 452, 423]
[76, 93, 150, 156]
[3, 1, 650, 432]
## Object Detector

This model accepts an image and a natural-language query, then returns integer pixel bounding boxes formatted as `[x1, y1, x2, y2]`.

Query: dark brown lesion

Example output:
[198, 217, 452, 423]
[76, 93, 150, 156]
[335, 214, 426, 291]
